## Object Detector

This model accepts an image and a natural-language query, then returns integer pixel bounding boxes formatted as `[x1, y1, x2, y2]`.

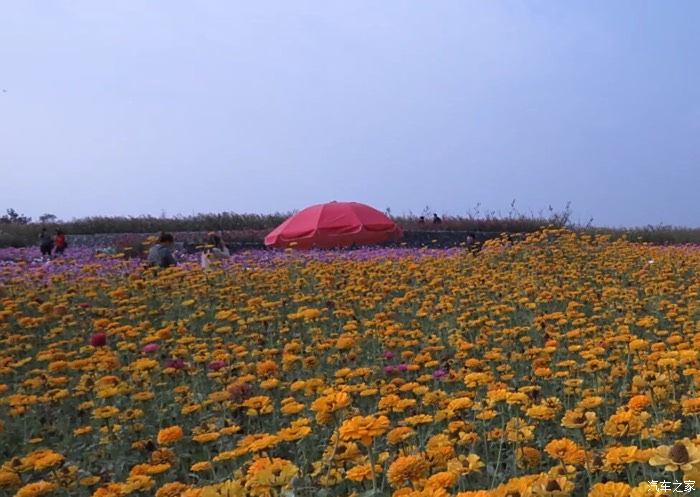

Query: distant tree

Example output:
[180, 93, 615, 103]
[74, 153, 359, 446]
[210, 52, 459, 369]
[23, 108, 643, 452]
[0, 208, 31, 225]
[39, 213, 57, 223]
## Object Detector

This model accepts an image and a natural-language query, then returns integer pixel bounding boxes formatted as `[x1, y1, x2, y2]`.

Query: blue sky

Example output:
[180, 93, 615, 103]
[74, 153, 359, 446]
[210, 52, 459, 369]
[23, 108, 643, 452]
[1, 1, 699, 227]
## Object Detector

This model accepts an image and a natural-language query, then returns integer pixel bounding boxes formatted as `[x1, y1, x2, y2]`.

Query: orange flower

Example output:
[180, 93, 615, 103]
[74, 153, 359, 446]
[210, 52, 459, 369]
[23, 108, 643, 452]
[14, 480, 58, 497]
[157, 426, 184, 445]
[588, 481, 632, 497]
[387, 455, 430, 488]
[544, 438, 586, 465]
[339, 415, 390, 446]
[627, 394, 651, 410]
[346, 463, 381, 482]
[681, 397, 700, 416]
[311, 391, 351, 424]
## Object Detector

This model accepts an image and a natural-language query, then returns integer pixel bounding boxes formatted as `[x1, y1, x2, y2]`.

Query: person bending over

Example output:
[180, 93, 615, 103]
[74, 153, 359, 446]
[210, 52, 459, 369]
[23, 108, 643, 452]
[147, 233, 177, 268]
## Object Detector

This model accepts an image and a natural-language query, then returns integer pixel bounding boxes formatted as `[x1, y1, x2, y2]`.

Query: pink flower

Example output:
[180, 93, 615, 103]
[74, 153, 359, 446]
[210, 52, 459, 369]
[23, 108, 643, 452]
[90, 333, 107, 347]
[142, 343, 159, 353]
[208, 360, 226, 371]
[397, 363, 408, 372]
[432, 368, 447, 379]
[383, 365, 396, 374]
[383, 351, 395, 360]
[165, 358, 186, 370]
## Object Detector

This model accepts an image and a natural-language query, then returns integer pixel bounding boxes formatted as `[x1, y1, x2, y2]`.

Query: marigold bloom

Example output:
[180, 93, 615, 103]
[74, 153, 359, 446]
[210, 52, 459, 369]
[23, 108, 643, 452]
[587, 481, 632, 497]
[156, 426, 184, 445]
[155, 482, 191, 497]
[311, 391, 351, 424]
[387, 455, 430, 488]
[339, 415, 390, 446]
[681, 397, 700, 416]
[387, 426, 416, 445]
[544, 438, 586, 465]
[346, 463, 380, 482]
[14, 480, 58, 497]
[245, 457, 298, 493]
[648, 439, 700, 472]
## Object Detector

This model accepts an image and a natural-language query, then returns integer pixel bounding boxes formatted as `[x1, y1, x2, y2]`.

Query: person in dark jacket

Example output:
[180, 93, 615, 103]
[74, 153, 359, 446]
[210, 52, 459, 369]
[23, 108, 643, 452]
[147, 233, 177, 268]
[38, 228, 53, 257]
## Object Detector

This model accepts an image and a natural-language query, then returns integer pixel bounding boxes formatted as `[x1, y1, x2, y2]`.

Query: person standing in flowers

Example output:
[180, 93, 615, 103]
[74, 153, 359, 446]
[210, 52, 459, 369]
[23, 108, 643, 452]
[53, 229, 67, 255]
[38, 227, 53, 258]
[200, 232, 230, 268]
[147, 232, 177, 268]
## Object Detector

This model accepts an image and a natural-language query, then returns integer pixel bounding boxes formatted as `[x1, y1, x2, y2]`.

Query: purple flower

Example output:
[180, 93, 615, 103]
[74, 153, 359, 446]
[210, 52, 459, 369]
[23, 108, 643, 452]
[208, 360, 226, 371]
[432, 368, 447, 379]
[142, 343, 159, 353]
[383, 351, 395, 360]
[383, 365, 396, 374]
[397, 363, 408, 372]
[165, 358, 186, 370]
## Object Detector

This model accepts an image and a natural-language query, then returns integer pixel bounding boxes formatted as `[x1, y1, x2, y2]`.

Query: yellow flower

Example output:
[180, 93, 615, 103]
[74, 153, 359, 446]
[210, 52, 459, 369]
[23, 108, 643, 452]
[311, 391, 351, 424]
[245, 457, 298, 494]
[561, 410, 597, 429]
[505, 417, 535, 443]
[545, 438, 586, 465]
[603, 446, 638, 471]
[387, 455, 429, 488]
[427, 471, 458, 489]
[629, 481, 670, 497]
[339, 415, 390, 446]
[627, 394, 651, 410]
[648, 439, 700, 472]
[402, 414, 434, 426]
[192, 432, 220, 443]
[346, 463, 381, 482]
[0, 470, 21, 487]
[587, 481, 632, 497]
[603, 408, 650, 438]
[515, 446, 542, 470]
[531, 474, 575, 496]
[242, 396, 273, 416]
[155, 482, 191, 497]
[201, 479, 245, 497]
[681, 397, 700, 416]
[387, 426, 416, 445]
[277, 420, 312, 442]
[157, 426, 184, 445]
[14, 480, 58, 497]
[191, 461, 212, 472]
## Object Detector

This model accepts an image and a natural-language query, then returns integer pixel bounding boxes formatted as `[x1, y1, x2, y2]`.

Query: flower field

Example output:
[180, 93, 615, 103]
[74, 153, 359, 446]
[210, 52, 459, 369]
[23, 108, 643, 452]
[1, 229, 699, 497]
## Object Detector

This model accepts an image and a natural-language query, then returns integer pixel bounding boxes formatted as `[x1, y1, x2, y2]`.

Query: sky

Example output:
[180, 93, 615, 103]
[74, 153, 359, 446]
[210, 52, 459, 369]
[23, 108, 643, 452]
[1, 1, 699, 227]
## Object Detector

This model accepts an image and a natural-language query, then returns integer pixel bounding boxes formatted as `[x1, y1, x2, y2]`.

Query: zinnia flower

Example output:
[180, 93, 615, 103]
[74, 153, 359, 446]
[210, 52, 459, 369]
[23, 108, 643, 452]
[339, 415, 390, 446]
[90, 333, 107, 347]
[648, 439, 700, 472]
[157, 426, 184, 445]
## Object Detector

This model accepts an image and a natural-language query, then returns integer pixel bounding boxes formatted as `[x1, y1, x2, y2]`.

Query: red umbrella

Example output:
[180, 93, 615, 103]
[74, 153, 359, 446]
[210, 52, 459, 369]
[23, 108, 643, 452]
[264, 201, 402, 249]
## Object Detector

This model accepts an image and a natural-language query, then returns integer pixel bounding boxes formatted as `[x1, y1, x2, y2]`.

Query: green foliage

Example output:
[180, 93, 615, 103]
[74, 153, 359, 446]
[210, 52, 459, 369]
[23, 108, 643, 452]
[0, 208, 31, 225]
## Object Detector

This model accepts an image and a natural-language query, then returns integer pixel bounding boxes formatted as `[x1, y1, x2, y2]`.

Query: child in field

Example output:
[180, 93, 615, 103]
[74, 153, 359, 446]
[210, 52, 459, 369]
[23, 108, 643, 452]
[201, 233, 230, 268]
[54, 230, 67, 255]
[147, 233, 177, 268]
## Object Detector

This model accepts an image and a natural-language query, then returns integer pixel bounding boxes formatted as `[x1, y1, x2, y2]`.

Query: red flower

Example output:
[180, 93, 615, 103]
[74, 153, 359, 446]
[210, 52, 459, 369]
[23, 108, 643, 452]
[90, 333, 107, 347]
[208, 360, 226, 371]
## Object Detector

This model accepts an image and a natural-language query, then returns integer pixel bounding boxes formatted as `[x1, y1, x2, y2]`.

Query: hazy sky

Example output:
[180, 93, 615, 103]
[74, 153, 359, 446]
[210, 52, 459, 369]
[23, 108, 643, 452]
[2, 1, 699, 227]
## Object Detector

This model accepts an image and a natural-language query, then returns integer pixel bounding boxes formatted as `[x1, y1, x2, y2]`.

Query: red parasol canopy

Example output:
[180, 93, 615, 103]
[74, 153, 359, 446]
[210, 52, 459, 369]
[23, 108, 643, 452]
[264, 201, 403, 249]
